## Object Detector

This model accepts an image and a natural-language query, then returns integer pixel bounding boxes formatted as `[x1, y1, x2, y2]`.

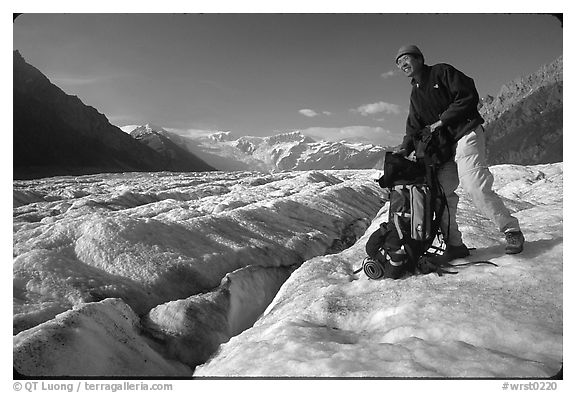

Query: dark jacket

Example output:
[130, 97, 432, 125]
[401, 63, 484, 154]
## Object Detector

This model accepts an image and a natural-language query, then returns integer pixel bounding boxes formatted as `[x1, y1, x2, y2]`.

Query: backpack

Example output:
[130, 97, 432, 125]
[361, 151, 447, 279]
[359, 151, 497, 279]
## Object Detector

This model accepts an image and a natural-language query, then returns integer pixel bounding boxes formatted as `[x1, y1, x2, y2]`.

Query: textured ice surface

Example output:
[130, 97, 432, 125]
[13, 169, 382, 375]
[13, 298, 191, 376]
[12, 165, 563, 378]
[195, 164, 563, 378]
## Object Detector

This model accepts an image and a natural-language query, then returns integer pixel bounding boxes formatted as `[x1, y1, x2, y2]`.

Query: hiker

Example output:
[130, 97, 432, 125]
[393, 44, 525, 258]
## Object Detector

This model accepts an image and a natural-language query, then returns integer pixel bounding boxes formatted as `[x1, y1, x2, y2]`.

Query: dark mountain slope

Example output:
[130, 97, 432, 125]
[13, 51, 214, 179]
[480, 56, 562, 165]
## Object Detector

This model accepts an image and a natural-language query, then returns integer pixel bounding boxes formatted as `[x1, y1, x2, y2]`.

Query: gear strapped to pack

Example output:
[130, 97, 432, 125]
[357, 151, 447, 279]
[356, 149, 497, 279]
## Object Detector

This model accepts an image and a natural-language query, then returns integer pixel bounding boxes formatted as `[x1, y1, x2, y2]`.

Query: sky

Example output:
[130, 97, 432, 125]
[12, 12, 563, 146]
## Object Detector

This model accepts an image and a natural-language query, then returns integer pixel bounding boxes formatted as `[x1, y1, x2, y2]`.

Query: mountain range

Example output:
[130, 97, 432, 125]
[122, 126, 389, 172]
[13, 50, 562, 178]
[13, 51, 215, 180]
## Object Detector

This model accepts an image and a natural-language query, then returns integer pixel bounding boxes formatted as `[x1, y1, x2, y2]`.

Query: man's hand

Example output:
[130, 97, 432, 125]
[391, 146, 409, 157]
[429, 120, 443, 133]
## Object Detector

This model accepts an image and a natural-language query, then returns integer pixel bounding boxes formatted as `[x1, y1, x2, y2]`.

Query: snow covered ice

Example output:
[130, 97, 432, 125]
[13, 169, 381, 376]
[197, 164, 563, 378]
[12, 164, 563, 378]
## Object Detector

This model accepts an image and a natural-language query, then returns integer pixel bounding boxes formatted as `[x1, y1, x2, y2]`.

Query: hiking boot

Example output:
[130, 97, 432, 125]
[443, 243, 470, 261]
[505, 230, 525, 254]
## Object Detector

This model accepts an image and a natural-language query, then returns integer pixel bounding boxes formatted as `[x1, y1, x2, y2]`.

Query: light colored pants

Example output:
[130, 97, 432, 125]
[436, 126, 520, 246]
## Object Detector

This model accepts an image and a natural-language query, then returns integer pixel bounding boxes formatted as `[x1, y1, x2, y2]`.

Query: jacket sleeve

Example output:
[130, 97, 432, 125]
[438, 64, 480, 127]
[401, 98, 424, 153]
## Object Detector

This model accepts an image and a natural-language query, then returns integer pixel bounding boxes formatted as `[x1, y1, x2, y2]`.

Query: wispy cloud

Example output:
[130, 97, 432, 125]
[51, 76, 103, 86]
[380, 70, 396, 79]
[299, 108, 332, 118]
[299, 109, 320, 117]
[352, 101, 403, 117]
[50, 70, 138, 87]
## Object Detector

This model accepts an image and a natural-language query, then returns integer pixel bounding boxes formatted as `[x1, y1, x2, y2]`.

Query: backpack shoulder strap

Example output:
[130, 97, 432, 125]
[423, 163, 447, 240]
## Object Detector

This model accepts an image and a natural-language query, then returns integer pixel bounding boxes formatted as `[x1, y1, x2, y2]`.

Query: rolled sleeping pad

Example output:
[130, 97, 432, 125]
[362, 258, 385, 279]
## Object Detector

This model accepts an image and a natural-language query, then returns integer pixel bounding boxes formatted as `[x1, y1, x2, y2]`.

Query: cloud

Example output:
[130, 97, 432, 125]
[380, 70, 396, 79]
[299, 109, 332, 118]
[299, 109, 319, 118]
[300, 126, 403, 146]
[51, 71, 133, 86]
[353, 101, 403, 117]
[51, 76, 102, 86]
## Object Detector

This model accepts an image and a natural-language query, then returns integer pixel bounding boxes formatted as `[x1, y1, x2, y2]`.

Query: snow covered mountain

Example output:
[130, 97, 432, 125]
[126, 125, 389, 172]
[13, 163, 563, 378]
[129, 124, 215, 172]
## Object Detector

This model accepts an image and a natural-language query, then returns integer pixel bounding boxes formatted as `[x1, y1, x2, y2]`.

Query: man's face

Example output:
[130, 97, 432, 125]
[396, 54, 423, 78]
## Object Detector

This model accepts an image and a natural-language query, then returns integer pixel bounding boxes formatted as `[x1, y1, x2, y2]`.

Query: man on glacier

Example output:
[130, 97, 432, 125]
[393, 44, 525, 258]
